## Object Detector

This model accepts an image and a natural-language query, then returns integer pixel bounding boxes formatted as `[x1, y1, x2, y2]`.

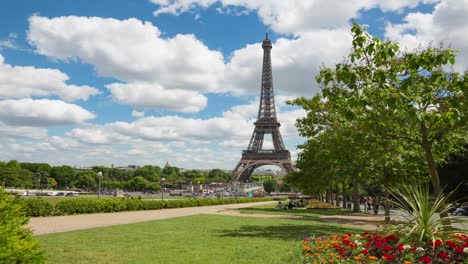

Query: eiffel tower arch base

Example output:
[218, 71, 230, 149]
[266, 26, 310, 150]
[232, 160, 294, 182]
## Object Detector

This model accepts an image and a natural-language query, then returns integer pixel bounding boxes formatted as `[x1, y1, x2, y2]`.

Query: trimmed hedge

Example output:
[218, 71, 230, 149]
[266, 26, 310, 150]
[16, 198, 54, 217]
[17, 197, 274, 217]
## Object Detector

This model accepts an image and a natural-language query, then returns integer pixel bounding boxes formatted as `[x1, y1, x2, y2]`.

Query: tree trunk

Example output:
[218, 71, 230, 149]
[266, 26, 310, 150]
[352, 176, 360, 212]
[342, 181, 347, 209]
[384, 168, 390, 223]
[335, 183, 340, 206]
[421, 123, 450, 222]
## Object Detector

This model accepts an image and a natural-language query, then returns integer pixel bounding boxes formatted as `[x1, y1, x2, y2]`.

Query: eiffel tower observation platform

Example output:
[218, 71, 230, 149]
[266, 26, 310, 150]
[232, 33, 295, 182]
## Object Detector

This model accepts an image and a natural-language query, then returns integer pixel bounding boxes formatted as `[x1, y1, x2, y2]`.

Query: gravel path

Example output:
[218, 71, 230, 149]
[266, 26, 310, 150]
[28, 201, 277, 235]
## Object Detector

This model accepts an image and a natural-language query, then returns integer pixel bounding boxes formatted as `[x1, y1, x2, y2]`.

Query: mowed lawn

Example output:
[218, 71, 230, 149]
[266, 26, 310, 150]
[37, 214, 364, 264]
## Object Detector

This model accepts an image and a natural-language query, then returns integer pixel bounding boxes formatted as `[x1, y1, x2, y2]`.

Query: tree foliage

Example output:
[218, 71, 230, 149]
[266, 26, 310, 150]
[0, 189, 45, 263]
[288, 23, 467, 209]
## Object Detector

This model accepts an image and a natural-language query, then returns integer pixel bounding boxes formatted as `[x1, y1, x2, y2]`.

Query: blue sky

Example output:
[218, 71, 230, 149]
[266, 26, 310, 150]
[0, 0, 466, 169]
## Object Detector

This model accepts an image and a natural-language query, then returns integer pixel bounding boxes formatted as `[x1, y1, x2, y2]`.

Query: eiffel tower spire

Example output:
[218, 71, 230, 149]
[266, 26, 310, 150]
[232, 34, 294, 182]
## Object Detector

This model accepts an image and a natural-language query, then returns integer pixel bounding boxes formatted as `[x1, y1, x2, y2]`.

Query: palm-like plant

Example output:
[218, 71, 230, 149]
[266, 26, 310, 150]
[387, 182, 464, 243]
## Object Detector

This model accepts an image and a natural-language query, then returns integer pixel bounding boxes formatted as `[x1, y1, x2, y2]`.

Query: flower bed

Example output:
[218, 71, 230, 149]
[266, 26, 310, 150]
[306, 199, 339, 209]
[301, 232, 468, 263]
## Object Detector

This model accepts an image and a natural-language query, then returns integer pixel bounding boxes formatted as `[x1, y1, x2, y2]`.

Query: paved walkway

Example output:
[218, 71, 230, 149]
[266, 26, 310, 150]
[28, 201, 277, 235]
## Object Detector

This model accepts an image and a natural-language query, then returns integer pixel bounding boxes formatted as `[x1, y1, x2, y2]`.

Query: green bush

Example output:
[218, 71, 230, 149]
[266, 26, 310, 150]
[16, 198, 54, 217]
[0, 189, 45, 263]
[18, 196, 274, 216]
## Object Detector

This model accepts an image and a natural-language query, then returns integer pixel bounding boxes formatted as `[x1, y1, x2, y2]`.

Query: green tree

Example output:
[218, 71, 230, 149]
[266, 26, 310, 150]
[50, 165, 76, 188]
[133, 165, 161, 182]
[48, 178, 57, 188]
[263, 179, 277, 194]
[0, 189, 45, 263]
[72, 171, 97, 191]
[127, 176, 149, 191]
[317, 23, 467, 197]
[207, 169, 230, 183]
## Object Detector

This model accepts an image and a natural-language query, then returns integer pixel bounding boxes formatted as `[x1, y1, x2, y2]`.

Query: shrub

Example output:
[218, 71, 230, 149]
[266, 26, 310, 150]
[16, 198, 54, 217]
[0, 189, 45, 263]
[387, 182, 461, 243]
[18, 196, 274, 216]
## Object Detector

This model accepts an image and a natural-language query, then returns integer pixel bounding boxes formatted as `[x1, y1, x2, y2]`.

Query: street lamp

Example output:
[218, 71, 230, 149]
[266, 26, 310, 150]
[161, 177, 165, 201]
[97, 171, 103, 199]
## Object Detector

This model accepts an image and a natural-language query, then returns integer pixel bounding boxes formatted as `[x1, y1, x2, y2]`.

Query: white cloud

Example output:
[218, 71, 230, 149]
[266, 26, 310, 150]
[224, 28, 353, 96]
[0, 99, 96, 126]
[131, 110, 145, 118]
[108, 83, 207, 113]
[0, 122, 47, 139]
[28, 15, 225, 112]
[151, 0, 442, 34]
[0, 54, 99, 101]
[385, 0, 468, 71]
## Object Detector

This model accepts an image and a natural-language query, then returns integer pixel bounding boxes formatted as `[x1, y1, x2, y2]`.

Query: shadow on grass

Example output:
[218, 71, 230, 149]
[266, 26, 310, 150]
[214, 223, 362, 241]
[238, 207, 352, 217]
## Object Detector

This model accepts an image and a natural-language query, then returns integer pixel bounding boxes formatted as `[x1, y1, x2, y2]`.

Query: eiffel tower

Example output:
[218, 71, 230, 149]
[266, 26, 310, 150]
[232, 33, 295, 182]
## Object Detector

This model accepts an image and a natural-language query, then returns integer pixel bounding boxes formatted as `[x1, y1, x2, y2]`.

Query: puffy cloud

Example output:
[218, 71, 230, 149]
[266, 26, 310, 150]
[225, 28, 353, 96]
[151, 0, 442, 34]
[0, 54, 99, 101]
[69, 99, 304, 148]
[385, 0, 468, 71]
[28, 15, 225, 112]
[0, 99, 95, 126]
[107, 83, 207, 113]
[0, 122, 47, 139]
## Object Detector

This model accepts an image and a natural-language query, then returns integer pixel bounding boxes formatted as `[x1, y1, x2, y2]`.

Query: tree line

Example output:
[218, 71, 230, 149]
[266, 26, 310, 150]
[0, 161, 232, 191]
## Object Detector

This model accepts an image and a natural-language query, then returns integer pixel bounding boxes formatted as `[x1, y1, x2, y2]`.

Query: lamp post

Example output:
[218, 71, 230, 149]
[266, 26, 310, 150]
[161, 177, 165, 201]
[97, 171, 102, 199]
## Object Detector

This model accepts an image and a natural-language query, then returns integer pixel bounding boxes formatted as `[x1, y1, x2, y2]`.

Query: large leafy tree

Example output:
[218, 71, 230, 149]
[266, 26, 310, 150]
[316, 23, 467, 197]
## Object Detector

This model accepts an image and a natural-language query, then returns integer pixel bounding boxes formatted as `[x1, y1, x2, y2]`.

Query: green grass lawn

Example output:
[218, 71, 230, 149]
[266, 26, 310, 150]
[237, 204, 353, 217]
[38, 214, 364, 264]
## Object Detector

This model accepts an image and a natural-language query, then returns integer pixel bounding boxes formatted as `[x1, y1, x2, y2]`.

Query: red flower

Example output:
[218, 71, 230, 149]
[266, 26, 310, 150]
[438, 251, 448, 259]
[421, 256, 432, 263]
[397, 244, 404, 251]
[364, 243, 371, 248]
[432, 240, 443, 247]
[381, 238, 388, 243]
[343, 239, 351, 245]
[364, 231, 370, 235]
[375, 241, 383, 248]
[410, 247, 416, 252]
[349, 242, 357, 248]
[382, 254, 395, 260]
[446, 240, 457, 248]
[386, 234, 398, 240]
[455, 247, 464, 253]
[383, 245, 392, 251]
[361, 249, 369, 255]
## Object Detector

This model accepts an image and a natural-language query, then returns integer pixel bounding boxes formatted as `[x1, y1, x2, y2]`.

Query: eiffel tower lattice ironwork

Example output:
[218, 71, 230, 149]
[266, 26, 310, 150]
[232, 33, 295, 182]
